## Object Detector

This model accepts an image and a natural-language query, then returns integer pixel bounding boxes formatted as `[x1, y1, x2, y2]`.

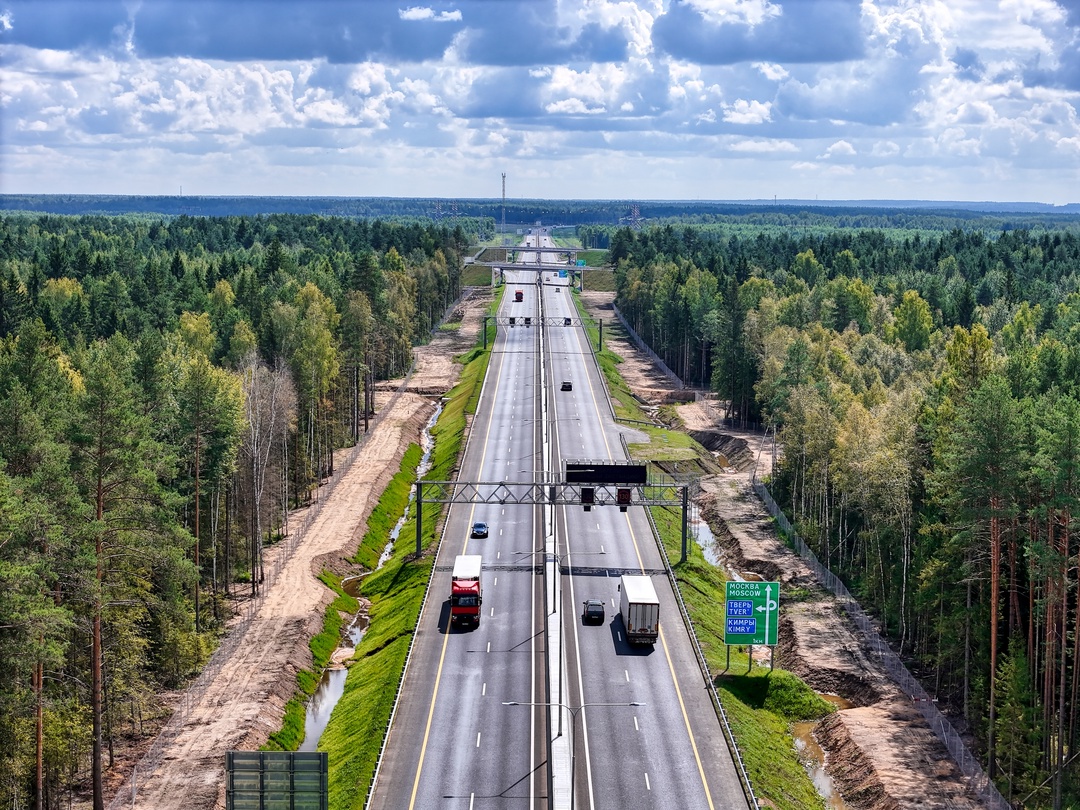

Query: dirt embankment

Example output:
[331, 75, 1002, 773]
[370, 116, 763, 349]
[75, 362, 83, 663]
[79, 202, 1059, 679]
[106, 288, 490, 810]
[579, 290, 985, 810]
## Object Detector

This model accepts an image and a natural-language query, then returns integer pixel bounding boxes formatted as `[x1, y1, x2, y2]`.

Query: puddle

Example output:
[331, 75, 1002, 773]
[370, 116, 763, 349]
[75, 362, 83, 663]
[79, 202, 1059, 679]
[298, 401, 441, 752]
[792, 694, 855, 810]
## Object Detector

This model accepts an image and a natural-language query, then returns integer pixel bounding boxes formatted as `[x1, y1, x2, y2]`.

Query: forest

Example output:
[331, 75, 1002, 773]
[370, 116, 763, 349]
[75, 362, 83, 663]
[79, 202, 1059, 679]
[603, 219, 1080, 807]
[0, 211, 467, 809]
[6, 193, 1079, 231]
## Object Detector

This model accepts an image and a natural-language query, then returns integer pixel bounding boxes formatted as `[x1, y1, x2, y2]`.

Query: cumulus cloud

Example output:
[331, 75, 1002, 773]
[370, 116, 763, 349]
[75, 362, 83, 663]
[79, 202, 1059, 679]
[754, 62, 788, 81]
[546, 98, 606, 115]
[2, 0, 1080, 201]
[729, 138, 797, 152]
[821, 139, 856, 158]
[871, 140, 900, 157]
[653, 0, 864, 65]
[399, 7, 463, 22]
[722, 98, 771, 124]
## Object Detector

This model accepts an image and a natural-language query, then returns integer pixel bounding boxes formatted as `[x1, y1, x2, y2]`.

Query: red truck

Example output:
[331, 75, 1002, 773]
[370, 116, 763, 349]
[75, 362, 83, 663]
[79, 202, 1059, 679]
[450, 555, 483, 628]
[514, 289, 523, 302]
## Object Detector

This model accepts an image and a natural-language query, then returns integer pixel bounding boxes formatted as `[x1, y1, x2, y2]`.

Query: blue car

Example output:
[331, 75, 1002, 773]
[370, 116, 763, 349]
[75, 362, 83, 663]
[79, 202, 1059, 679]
[471, 521, 489, 538]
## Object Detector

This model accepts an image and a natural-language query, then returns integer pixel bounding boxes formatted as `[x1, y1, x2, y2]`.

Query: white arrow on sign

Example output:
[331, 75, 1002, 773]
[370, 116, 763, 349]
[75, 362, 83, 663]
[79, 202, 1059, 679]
[755, 584, 778, 644]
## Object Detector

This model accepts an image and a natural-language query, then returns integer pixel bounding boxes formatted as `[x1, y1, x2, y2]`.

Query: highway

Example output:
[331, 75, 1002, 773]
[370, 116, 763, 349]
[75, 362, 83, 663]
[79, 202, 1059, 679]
[368, 258, 546, 809]
[368, 229, 750, 809]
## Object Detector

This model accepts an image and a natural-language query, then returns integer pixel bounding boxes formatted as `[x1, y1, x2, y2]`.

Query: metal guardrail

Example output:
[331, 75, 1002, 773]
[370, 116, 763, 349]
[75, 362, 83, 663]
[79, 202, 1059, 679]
[109, 360, 418, 810]
[643, 505, 760, 810]
[752, 481, 1011, 810]
[363, 342, 497, 809]
[578, 290, 758, 807]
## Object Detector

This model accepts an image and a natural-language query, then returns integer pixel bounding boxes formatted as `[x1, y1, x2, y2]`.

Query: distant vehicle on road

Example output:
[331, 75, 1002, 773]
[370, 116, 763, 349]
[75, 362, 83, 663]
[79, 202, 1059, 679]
[561, 380, 573, 391]
[514, 289, 523, 302]
[471, 521, 489, 538]
[582, 599, 605, 624]
[619, 575, 659, 644]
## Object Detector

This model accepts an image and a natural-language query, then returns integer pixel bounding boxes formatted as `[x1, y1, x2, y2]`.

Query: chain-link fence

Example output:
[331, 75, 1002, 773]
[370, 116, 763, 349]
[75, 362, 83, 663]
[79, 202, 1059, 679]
[694, 391, 765, 433]
[753, 481, 1011, 810]
[609, 303, 685, 390]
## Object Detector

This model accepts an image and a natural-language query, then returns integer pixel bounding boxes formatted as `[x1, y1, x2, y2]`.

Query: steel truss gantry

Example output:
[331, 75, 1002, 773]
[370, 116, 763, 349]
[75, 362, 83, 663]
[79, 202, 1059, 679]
[414, 479, 692, 562]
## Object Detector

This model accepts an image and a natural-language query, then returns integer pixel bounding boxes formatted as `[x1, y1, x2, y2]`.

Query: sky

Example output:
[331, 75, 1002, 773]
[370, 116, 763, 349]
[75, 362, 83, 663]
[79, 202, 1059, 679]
[2, 0, 1080, 204]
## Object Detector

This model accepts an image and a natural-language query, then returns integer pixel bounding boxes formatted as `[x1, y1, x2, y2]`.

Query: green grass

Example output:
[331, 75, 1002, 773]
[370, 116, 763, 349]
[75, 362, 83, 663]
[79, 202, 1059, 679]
[649, 502, 833, 810]
[318, 321, 491, 808]
[625, 425, 701, 461]
[569, 292, 656, 423]
[350, 444, 423, 570]
[263, 572, 359, 751]
[578, 249, 608, 266]
[581, 266, 616, 291]
[461, 264, 494, 286]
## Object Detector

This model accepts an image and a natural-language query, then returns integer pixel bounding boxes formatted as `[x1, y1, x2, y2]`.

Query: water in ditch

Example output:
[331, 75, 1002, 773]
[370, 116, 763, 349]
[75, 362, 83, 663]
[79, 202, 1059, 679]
[688, 503, 722, 566]
[791, 694, 854, 809]
[298, 402, 442, 752]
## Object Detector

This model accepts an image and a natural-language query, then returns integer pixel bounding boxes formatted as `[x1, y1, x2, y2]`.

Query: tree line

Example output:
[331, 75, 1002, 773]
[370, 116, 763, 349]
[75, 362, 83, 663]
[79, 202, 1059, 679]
[608, 221, 1080, 807]
[0, 212, 465, 810]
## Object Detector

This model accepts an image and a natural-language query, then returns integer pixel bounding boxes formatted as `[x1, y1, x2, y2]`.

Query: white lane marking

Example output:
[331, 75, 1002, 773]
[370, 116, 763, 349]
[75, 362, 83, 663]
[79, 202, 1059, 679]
[470, 795, 475, 810]
[483, 683, 487, 696]
[625, 670, 629, 682]
[494, 577, 498, 587]
[645, 773, 651, 791]
[490, 607, 494, 617]
[476, 733, 482, 748]
[634, 716, 639, 731]
[486, 641, 491, 653]
[497, 551, 501, 560]
[600, 544, 605, 553]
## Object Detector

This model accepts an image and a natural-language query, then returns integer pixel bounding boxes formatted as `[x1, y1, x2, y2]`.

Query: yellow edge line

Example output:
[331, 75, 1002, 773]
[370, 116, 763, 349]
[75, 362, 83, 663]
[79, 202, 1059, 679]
[408, 628, 451, 808]
[407, 293, 510, 808]
[659, 625, 716, 810]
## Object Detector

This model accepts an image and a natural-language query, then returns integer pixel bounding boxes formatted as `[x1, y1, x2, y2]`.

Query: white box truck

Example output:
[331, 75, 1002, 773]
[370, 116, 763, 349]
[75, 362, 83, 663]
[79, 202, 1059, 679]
[619, 575, 659, 644]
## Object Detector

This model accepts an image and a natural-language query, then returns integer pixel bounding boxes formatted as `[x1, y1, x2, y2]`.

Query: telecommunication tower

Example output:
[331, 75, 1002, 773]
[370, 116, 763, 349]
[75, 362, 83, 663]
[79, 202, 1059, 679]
[501, 173, 507, 246]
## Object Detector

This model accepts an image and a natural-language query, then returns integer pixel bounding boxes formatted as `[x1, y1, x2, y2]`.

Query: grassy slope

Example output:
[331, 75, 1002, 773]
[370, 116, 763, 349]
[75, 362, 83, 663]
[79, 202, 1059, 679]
[262, 573, 359, 751]
[574, 288, 833, 810]
[318, 293, 500, 808]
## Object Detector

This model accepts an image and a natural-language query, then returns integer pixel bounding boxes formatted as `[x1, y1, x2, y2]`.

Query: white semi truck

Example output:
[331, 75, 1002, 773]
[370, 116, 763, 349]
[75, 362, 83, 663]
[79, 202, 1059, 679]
[619, 575, 660, 644]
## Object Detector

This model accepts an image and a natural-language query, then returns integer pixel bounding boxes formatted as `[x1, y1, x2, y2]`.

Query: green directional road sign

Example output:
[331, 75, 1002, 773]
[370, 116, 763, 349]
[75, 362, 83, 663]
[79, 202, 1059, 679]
[724, 581, 780, 646]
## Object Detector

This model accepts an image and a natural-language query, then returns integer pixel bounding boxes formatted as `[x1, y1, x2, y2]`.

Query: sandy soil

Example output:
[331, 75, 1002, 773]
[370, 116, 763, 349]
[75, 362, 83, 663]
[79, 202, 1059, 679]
[107, 289, 489, 810]
[578, 290, 985, 809]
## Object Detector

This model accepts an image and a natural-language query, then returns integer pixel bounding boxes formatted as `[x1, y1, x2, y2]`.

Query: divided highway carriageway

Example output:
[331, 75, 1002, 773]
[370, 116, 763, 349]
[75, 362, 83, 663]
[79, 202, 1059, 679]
[367, 228, 752, 810]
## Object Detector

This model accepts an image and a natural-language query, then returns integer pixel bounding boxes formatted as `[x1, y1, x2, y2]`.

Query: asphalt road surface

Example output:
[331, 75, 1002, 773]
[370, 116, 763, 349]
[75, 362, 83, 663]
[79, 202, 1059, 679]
[368, 229, 749, 809]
